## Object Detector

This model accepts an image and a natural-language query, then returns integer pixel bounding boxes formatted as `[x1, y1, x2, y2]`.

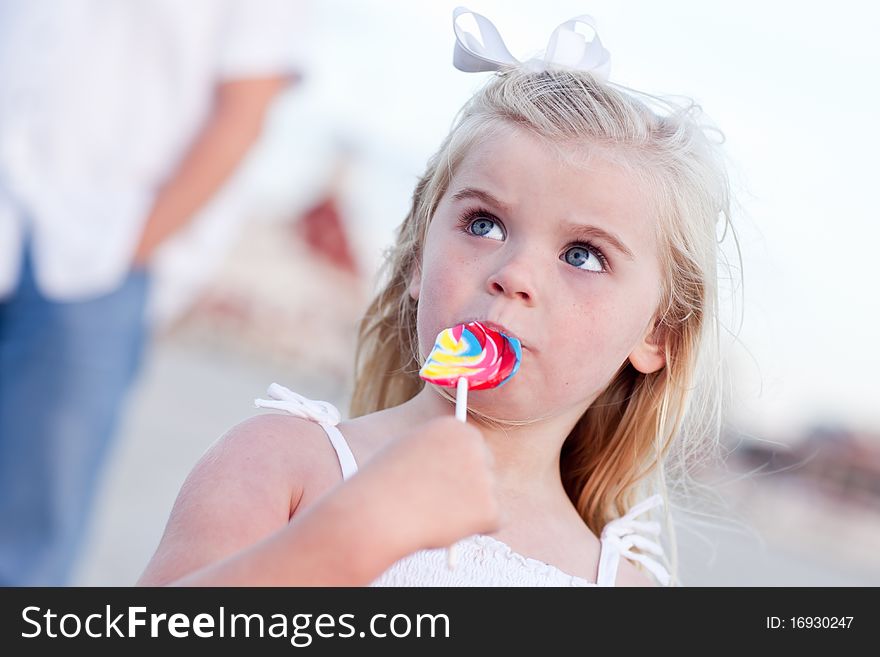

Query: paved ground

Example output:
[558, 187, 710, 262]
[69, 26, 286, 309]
[72, 335, 880, 586]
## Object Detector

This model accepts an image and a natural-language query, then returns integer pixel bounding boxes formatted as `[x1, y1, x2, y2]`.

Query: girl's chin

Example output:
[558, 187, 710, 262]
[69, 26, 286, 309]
[463, 388, 536, 420]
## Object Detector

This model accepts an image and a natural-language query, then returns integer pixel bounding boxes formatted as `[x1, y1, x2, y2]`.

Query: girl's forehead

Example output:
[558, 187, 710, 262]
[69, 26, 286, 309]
[456, 125, 629, 189]
[450, 127, 656, 237]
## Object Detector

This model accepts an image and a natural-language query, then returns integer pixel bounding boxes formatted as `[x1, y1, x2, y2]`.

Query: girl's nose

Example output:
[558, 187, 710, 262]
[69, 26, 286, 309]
[486, 255, 537, 305]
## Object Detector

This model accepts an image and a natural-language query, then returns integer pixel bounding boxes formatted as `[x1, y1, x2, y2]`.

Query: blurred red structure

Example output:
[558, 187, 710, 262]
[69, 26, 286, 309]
[293, 193, 359, 276]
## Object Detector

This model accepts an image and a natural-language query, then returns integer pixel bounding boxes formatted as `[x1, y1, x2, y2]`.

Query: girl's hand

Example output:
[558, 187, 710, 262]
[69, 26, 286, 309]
[357, 416, 501, 555]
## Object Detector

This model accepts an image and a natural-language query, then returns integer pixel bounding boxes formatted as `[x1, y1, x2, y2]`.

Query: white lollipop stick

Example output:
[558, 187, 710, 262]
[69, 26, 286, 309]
[454, 376, 469, 422]
[446, 377, 469, 569]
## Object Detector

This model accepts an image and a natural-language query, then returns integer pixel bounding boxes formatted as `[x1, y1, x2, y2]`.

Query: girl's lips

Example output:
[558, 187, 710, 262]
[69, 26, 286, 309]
[458, 318, 531, 352]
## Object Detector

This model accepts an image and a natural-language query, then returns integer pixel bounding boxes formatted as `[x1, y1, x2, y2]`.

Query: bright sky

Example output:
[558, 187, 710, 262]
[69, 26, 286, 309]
[243, 0, 880, 439]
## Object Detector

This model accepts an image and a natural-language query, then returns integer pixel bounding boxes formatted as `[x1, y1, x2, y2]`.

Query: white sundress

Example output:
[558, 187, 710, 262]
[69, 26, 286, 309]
[255, 383, 672, 587]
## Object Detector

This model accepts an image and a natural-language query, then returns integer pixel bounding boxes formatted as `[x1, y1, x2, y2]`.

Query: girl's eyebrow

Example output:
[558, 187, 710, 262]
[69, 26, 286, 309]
[451, 186, 635, 261]
[451, 187, 511, 212]
[561, 221, 635, 261]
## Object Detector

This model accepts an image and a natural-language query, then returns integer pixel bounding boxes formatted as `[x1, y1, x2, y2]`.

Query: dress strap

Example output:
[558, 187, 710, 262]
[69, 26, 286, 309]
[254, 383, 342, 425]
[254, 383, 359, 480]
[596, 493, 671, 587]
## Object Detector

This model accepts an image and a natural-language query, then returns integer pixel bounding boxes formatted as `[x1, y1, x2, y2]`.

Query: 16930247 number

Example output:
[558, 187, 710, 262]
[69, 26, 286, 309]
[793, 617, 853, 629]
[766, 616, 854, 629]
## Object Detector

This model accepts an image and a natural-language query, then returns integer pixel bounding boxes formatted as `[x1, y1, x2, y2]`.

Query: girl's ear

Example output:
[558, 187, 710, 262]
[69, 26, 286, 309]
[628, 319, 666, 374]
[408, 266, 421, 301]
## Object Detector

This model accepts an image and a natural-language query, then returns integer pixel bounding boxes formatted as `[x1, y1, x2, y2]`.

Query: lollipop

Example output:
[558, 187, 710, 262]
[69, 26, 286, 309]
[419, 320, 522, 567]
[420, 320, 521, 389]
[420, 320, 521, 421]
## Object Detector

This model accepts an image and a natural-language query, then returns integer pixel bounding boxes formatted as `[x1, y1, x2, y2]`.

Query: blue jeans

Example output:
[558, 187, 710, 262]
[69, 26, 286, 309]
[0, 249, 150, 585]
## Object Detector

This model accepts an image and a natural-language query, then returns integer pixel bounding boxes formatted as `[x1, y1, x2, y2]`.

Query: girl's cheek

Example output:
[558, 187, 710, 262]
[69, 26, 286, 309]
[431, 255, 472, 292]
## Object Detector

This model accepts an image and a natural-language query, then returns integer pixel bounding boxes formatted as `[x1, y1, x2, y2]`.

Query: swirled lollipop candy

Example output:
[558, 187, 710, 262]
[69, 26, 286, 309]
[419, 321, 521, 393]
[419, 320, 522, 569]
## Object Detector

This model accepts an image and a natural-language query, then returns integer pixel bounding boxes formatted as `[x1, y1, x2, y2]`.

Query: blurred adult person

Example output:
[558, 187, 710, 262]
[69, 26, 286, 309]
[0, 0, 306, 585]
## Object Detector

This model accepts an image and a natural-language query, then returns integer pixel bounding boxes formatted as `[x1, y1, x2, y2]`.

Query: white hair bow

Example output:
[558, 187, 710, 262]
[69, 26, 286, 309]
[452, 6, 612, 79]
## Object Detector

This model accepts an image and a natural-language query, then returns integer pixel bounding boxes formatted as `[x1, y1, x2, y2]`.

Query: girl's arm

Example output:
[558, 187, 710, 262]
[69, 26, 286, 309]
[137, 414, 499, 586]
[145, 465, 410, 587]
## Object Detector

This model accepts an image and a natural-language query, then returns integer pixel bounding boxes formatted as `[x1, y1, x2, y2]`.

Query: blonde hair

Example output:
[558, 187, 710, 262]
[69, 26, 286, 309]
[350, 67, 741, 586]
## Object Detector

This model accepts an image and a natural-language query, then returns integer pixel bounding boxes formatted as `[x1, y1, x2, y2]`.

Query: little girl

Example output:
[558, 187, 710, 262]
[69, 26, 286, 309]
[138, 9, 735, 588]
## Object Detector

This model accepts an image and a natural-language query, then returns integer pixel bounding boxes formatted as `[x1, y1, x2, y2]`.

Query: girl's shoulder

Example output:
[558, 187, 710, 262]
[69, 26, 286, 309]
[226, 411, 343, 465]
[616, 559, 661, 587]
[238, 383, 407, 510]
[222, 412, 354, 511]
[251, 384, 410, 472]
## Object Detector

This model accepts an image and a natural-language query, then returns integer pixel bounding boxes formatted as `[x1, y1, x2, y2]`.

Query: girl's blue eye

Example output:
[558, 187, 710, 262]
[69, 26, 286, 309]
[563, 245, 607, 273]
[463, 214, 504, 240]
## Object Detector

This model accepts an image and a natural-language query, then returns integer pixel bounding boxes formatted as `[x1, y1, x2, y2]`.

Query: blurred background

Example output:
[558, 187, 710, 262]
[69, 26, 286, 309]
[2, 0, 877, 586]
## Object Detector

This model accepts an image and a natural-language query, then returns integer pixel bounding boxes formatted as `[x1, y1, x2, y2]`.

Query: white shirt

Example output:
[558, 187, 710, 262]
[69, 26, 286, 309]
[0, 0, 307, 303]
